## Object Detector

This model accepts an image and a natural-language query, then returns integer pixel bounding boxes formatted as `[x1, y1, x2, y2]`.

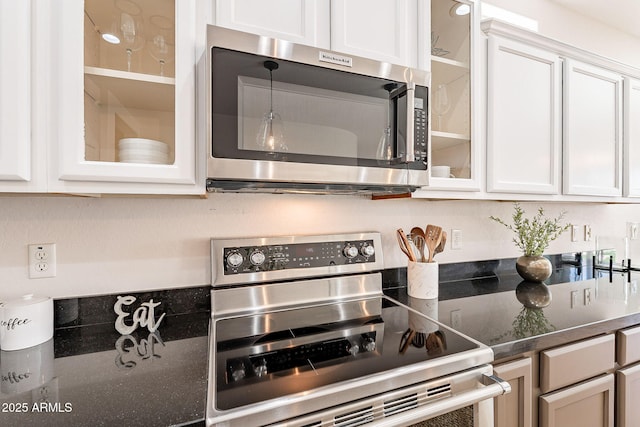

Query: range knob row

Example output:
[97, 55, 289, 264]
[343, 243, 376, 259]
[227, 242, 375, 268]
[226, 249, 268, 268]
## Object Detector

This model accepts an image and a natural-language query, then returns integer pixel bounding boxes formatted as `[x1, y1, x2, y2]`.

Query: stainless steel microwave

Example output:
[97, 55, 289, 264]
[205, 25, 430, 194]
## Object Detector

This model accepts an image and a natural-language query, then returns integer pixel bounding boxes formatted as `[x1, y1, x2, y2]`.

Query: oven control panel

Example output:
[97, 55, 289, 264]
[223, 239, 376, 275]
[211, 232, 384, 286]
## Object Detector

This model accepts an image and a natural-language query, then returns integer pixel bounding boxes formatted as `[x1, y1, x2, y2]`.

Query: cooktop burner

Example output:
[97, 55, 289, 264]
[213, 296, 481, 410]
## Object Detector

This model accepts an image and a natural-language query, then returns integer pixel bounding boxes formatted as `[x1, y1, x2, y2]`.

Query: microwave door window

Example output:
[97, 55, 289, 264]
[211, 47, 408, 168]
[238, 78, 392, 164]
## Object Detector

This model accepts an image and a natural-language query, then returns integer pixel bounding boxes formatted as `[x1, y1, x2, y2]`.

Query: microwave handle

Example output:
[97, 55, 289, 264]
[404, 82, 415, 163]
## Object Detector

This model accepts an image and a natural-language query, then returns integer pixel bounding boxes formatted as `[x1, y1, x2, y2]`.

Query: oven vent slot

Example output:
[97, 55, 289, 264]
[426, 383, 452, 397]
[334, 406, 374, 427]
[300, 423, 322, 427]
[383, 392, 419, 417]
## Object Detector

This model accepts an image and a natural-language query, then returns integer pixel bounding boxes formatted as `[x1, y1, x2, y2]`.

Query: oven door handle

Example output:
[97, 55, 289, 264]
[362, 373, 511, 427]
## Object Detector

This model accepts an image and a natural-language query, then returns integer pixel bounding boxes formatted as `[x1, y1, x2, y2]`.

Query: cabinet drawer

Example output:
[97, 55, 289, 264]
[540, 335, 615, 393]
[617, 326, 640, 366]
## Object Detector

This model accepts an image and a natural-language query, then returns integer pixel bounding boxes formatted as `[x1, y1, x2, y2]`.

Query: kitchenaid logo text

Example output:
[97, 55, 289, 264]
[1, 317, 31, 330]
[113, 296, 165, 335]
[319, 51, 353, 67]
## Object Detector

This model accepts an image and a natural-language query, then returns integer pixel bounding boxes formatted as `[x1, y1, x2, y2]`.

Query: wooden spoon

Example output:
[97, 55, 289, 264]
[424, 224, 443, 263]
[433, 230, 447, 259]
[396, 228, 416, 262]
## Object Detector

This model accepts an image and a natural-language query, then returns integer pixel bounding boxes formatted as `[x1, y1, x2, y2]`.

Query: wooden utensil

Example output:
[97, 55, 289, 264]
[399, 328, 416, 354]
[433, 230, 447, 259]
[396, 228, 416, 262]
[410, 227, 427, 262]
[424, 224, 443, 263]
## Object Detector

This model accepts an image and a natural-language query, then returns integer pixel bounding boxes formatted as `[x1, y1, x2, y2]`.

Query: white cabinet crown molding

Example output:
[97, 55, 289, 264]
[481, 19, 640, 80]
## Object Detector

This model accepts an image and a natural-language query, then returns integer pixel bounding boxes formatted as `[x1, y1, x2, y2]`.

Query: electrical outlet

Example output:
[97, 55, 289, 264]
[451, 229, 462, 250]
[571, 290, 579, 308]
[584, 225, 592, 242]
[28, 243, 56, 279]
[571, 225, 579, 242]
[628, 222, 640, 240]
[450, 310, 462, 329]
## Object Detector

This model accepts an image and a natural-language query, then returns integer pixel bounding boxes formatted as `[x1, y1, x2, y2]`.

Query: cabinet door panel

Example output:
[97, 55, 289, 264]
[624, 77, 640, 197]
[493, 358, 533, 427]
[48, 0, 201, 194]
[331, 0, 418, 67]
[563, 59, 622, 196]
[486, 36, 561, 194]
[539, 374, 614, 427]
[0, 1, 31, 183]
[617, 363, 640, 427]
[215, 0, 330, 48]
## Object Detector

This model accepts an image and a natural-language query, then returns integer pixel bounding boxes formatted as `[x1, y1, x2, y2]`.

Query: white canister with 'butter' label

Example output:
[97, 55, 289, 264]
[0, 294, 53, 351]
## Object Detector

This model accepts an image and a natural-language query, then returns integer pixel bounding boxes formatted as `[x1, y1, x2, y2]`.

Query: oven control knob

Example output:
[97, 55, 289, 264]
[343, 244, 359, 259]
[252, 358, 268, 377]
[230, 363, 246, 382]
[347, 341, 360, 356]
[360, 244, 375, 257]
[226, 251, 244, 268]
[362, 337, 376, 352]
[249, 250, 266, 266]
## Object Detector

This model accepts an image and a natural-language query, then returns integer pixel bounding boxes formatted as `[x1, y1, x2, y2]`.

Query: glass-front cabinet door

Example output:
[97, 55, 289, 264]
[46, 0, 201, 194]
[426, 0, 480, 191]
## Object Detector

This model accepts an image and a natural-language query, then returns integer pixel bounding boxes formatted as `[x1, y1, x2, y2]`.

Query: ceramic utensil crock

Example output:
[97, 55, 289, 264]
[0, 294, 53, 351]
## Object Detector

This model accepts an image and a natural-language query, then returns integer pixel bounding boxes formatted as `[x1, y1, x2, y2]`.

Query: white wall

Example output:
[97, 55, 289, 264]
[1, 194, 638, 299]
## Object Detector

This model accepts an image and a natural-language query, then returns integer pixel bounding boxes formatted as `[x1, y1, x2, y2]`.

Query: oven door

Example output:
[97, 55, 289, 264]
[206, 27, 429, 192]
[269, 364, 509, 427]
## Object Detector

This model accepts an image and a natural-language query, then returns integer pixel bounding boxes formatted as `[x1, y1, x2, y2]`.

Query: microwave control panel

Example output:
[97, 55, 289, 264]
[413, 87, 428, 163]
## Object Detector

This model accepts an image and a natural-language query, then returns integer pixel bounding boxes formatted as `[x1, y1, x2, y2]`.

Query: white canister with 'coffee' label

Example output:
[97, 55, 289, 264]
[0, 294, 54, 351]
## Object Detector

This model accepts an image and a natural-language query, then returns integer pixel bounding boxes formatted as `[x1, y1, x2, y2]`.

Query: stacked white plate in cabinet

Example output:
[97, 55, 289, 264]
[118, 138, 170, 164]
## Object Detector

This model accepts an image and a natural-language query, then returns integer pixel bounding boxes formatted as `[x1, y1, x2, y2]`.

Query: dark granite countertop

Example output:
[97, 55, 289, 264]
[0, 287, 210, 427]
[5, 254, 640, 426]
[384, 256, 640, 362]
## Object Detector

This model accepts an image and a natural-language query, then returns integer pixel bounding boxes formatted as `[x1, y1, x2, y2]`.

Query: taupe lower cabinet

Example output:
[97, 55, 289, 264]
[616, 325, 640, 427]
[538, 335, 615, 427]
[493, 358, 533, 427]
[617, 364, 640, 427]
[539, 374, 614, 427]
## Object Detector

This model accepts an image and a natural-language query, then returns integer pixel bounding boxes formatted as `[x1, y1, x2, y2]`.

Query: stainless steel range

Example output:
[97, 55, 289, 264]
[207, 232, 510, 427]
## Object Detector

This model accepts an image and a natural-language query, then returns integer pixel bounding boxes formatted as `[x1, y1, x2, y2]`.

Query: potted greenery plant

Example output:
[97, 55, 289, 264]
[490, 203, 571, 282]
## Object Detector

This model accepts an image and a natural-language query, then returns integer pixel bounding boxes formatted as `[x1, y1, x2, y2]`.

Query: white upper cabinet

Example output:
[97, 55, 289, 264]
[45, 0, 202, 194]
[486, 35, 562, 194]
[563, 59, 623, 197]
[624, 77, 640, 197]
[424, 0, 480, 191]
[330, 0, 419, 68]
[0, 1, 45, 192]
[213, 0, 330, 48]
[212, 0, 424, 68]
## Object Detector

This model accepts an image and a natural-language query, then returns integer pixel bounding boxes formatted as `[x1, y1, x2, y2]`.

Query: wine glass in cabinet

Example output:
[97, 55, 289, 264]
[427, 0, 479, 190]
[48, 0, 200, 194]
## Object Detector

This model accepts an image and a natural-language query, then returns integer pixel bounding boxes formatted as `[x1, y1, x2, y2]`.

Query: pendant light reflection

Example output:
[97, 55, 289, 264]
[256, 60, 287, 157]
[376, 83, 398, 163]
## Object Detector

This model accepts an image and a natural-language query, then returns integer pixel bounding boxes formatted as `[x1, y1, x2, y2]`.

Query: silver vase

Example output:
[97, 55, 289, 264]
[516, 255, 552, 282]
